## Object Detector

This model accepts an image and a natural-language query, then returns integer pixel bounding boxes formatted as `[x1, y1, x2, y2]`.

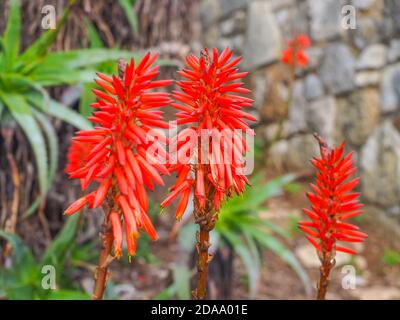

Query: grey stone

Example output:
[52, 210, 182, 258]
[216, 35, 243, 52]
[275, 1, 308, 38]
[380, 63, 400, 113]
[219, 10, 245, 36]
[243, 2, 282, 70]
[231, 34, 244, 51]
[336, 88, 380, 146]
[267, 139, 289, 172]
[304, 74, 324, 101]
[319, 43, 355, 95]
[360, 121, 400, 207]
[199, 0, 220, 27]
[268, 134, 319, 172]
[304, 47, 324, 70]
[309, 0, 342, 41]
[387, 0, 400, 33]
[262, 121, 290, 142]
[217, 37, 233, 52]
[270, 0, 294, 10]
[356, 44, 387, 70]
[219, 19, 236, 36]
[204, 27, 219, 48]
[353, 0, 375, 10]
[220, 0, 248, 18]
[288, 80, 307, 134]
[355, 71, 382, 87]
[388, 39, 400, 63]
[350, 17, 380, 50]
[253, 73, 267, 110]
[306, 96, 337, 145]
[286, 134, 320, 171]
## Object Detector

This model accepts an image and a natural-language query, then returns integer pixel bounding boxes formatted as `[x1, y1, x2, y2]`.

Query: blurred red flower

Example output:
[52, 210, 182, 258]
[161, 48, 255, 218]
[281, 34, 311, 67]
[299, 135, 367, 256]
[65, 53, 172, 258]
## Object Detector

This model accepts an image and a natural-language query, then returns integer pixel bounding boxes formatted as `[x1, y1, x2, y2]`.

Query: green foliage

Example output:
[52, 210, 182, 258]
[0, 214, 89, 300]
[0, 0, 145, 211]
[383, 249, 400, 266]
[215, 174, 311, 298]
[117, 0, 139, 35]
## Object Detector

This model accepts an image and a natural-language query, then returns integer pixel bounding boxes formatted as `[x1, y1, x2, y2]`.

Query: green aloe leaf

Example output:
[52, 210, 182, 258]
[34, 49, 140, 71]
[1, 93, 48, 194]
[250, 228, 311, 296]
[84, 18, 104, 49]
[33, 110, 58, 187]
[30, 68, 97, 86]
[3, 0, 21, 70]
[28, 93, 91, 130]
[118, 0, 139, 34]
[42, 213, 81, 272]
[0, 230, 39, 295]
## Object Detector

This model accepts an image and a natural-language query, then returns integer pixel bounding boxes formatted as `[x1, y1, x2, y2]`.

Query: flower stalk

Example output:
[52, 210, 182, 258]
[299, 133, 367, 300]
[92, 212, 113, 300]
[193, 176, 217, 299]
[161, 48, 255, 299]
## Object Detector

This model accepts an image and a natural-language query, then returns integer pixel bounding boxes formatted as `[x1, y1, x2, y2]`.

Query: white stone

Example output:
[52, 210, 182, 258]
[355, 71, 382, 87]
[356, 44, 387, 70]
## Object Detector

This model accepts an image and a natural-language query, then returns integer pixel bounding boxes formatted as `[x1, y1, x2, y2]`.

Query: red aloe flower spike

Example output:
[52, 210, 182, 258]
[163, 48, 254, 299]
[281, 34, 311, 68]
[65, 55, 172, 300]
[300, 133, 367, 300]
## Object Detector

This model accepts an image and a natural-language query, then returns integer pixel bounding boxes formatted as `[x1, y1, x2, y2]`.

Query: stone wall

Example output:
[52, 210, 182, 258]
[199, 0, 400, 219]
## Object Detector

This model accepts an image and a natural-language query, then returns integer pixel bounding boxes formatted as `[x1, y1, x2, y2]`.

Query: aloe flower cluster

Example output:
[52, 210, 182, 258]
[299, 137, 367, 256]
[161, 48, 255, 218]
[281, 34, 311, 68]
[65, 53, 171, 257]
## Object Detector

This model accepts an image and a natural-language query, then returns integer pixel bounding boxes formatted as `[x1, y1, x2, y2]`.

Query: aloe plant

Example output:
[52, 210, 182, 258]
[214, 174, 311, 298]
[0, 0, 144, 211]
[0, 214, 89, 300]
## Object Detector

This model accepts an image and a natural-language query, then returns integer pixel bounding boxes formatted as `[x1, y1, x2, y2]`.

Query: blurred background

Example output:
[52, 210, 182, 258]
[1, 0, 400, 300]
